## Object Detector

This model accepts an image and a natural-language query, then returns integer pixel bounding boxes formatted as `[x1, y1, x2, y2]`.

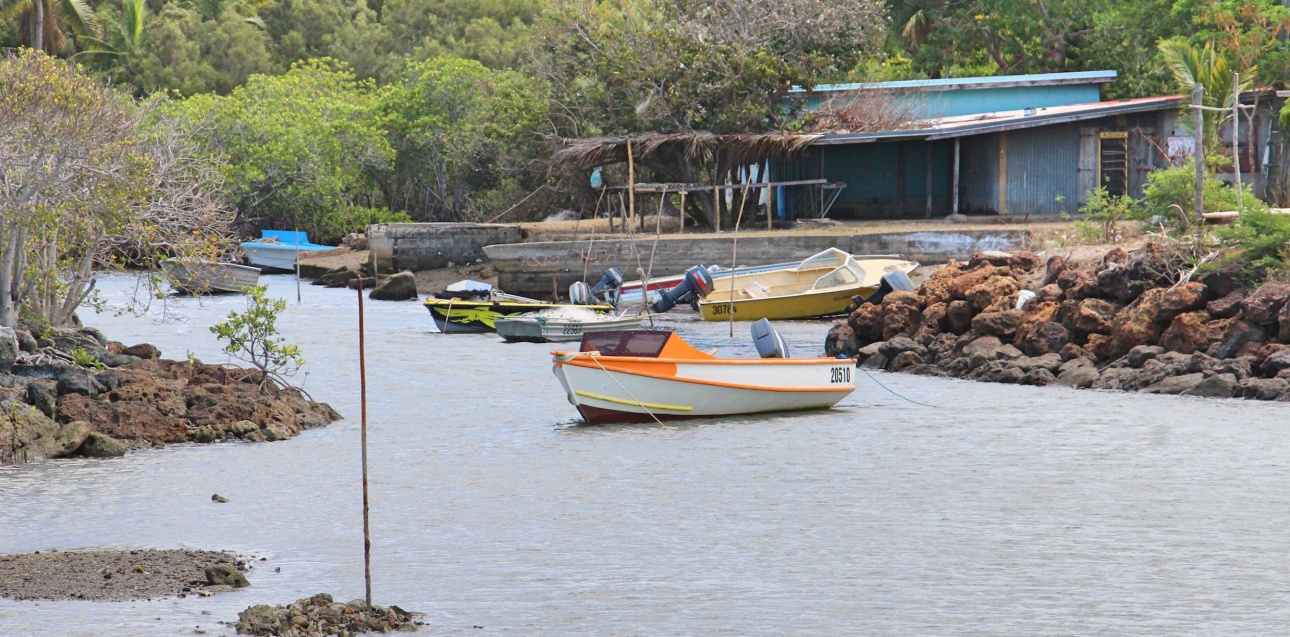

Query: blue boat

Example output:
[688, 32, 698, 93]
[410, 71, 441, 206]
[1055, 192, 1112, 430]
[240, 230, 337, 272]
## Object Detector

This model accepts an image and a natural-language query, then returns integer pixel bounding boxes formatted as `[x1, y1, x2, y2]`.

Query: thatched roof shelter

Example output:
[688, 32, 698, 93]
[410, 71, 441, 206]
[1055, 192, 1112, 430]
[550, 132, 822, 174]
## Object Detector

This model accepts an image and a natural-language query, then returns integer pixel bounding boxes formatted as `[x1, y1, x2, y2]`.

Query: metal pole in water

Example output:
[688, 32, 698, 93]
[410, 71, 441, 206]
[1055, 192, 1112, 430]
[295, 228, 302, 304]
[356, 277, 372, 608]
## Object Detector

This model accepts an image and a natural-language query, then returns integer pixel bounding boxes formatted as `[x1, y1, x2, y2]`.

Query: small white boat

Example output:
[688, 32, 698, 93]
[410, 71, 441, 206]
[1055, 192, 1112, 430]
[240, 230, 337, 272]
[551, 328, 856, 424]
[495, 307, 644, 343]
[162, 259, 260, 295]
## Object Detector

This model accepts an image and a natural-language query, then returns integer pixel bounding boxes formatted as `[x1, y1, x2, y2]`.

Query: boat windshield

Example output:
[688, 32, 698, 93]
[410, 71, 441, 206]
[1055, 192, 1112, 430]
[580, 331, 671, 357]
[812, 258, 864, 290]
[796, 248, 850, 271]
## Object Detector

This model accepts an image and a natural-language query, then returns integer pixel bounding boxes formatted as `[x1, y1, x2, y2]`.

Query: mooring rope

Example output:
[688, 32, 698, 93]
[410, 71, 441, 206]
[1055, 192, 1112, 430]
[856, 365, 938, 408]
[588, 354, 669, 428]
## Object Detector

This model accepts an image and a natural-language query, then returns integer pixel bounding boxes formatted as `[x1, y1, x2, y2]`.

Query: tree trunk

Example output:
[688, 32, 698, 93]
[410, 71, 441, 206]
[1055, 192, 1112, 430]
[0, 226, 21, 328]
[32, 0, 44, 53]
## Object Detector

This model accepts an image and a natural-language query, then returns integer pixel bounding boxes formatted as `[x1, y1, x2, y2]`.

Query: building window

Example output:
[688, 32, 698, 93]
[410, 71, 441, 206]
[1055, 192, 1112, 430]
[1098, 131, 1129, 197]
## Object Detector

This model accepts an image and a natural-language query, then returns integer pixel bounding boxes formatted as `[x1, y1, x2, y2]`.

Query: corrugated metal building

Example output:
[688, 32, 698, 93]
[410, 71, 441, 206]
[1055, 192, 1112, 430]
[776, 71, 1192, 219]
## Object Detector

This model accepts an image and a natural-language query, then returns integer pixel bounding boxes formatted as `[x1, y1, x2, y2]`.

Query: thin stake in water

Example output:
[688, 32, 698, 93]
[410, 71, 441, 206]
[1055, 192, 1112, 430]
[356, 277, 372, 608]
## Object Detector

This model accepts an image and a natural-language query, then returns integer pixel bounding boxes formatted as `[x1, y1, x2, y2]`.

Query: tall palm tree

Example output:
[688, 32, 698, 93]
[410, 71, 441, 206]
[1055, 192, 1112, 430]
[0, 0, 100, 54]
[1158, 39, 1255, 156]
[78, 0, 146, 59]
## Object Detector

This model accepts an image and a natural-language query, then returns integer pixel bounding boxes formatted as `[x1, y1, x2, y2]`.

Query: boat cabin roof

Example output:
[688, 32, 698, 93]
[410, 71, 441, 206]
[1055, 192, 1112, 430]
[579, 331, 713, 360]
[796, 248, 865, 291]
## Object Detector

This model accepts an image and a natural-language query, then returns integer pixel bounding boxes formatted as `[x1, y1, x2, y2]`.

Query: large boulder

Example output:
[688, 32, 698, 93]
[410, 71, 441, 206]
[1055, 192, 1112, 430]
[1070, 299, 1120, 336]
[1108, 288, 1167, 359]
[1260, 349, 1290, 377]
[945, 300, 974, 335]
[880, 292, 923, 340]
[0, 400, 60, 463]
[918, 262, 964, 306]
[1207, 291, 1246, 319]
[1241, 377, 1289, 400]
[1015, 321, 1070, 357]
[1205, 320, 1267, 360]
[0, 328, 18, 373]
[847, 303, 884, 344]
[1280, 301, 1290, 344]
[1159, 311, 1212, 354]
[1042, 255, 1067, 286]
[1053, 357, 1100, 388]
[79, 431, 128, 458]
[961, 336, 1022, 369]
[1140, 372, 1205, 395]
[368, 271, 419, 301]
[1159, 282, 1209, 317]
[1181, 373, 1238, 398]
[824, 323, 859, 358]
[971, 310, 1024, 338]
[1241, 283, 1290, 325]
[966, 275, 1019, 311]
[948, 265, 1005, 301]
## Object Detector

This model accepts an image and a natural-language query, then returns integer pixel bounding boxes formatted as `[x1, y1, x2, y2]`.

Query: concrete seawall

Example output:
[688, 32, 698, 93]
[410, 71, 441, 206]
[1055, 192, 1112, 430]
[484, 230, 1032, 297]
[369, 223, 524, 272]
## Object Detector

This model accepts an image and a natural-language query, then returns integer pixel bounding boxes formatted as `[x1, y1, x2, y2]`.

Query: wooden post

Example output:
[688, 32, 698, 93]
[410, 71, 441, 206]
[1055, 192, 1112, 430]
[679, 190, 686, 234]
[766, 179, 774, 230]
[1233, 72, 1243, 213]
[355, 277, 372, 609]
[925, 144, 934, 218]
[1193, 84, 1205, 223]
[952, 138, 961, 216]
[626, 138, 635, 229]
[713, 170, 721, 232]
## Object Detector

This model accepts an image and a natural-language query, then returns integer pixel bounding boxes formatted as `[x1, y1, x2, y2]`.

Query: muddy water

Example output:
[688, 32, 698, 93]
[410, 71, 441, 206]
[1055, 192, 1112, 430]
[3, 274, 1290, 636]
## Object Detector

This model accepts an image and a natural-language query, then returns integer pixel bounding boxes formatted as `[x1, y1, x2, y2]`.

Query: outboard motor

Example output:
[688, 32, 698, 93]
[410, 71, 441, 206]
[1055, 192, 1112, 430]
[649, 265, 715, 313]
[751, 318, 790, 358]
[588, 267, 623, 296]
[569, 281, 594, 305]
[852, 269, 916, 308]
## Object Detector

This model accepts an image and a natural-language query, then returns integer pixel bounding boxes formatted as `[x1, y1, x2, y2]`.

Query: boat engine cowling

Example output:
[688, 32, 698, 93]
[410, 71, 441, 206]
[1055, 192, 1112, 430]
[588, 267, 624, 295]
[751, 318, 790, 359]
[649, 265, 715, 313]
[569, 281, 595, 305]
[853, 269, 916, 307]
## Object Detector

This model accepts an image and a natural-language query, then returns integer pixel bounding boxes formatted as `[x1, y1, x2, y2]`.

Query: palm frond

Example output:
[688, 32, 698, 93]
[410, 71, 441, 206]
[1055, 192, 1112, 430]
[122, 0, 145, 50]
[1158, 39, 1200, 92]
[0, 0, 34, 20]
[59, 0, 101, 37]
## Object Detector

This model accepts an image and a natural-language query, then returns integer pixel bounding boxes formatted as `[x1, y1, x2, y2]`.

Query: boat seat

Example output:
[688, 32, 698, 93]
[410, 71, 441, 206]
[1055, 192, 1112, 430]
[743, 281, 770, 299]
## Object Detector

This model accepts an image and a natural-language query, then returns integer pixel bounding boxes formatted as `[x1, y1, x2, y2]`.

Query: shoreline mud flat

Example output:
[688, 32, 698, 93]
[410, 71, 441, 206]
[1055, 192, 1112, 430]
[0, 549, 251, 602]
[826, 243, 1290, 400]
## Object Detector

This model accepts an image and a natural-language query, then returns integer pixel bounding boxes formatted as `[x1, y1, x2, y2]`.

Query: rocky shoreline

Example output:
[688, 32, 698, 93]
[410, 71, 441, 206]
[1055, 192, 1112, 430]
[825, 245, 1290, 400]
[1, 325, 341, 463]
[0, 549, 251, 602]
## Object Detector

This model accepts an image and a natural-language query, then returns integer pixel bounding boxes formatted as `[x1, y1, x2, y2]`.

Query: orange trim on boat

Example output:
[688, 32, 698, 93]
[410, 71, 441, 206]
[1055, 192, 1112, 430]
[551, 352, 855, 366]
[561, 357, 853, 393]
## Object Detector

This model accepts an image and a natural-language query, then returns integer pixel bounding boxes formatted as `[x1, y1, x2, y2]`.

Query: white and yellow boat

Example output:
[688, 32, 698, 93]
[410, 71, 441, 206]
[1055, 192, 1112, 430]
[552, 329, 856, 424]
[696, 248, 919, 321]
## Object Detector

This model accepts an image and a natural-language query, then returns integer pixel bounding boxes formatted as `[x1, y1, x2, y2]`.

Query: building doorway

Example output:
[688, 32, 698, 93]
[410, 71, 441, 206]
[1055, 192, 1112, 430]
[1098, 131, 1129, 196]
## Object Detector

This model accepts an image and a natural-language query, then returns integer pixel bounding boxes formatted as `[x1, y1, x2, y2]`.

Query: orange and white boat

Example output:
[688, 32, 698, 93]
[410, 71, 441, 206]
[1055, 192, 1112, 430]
[551, 329, 856, 424]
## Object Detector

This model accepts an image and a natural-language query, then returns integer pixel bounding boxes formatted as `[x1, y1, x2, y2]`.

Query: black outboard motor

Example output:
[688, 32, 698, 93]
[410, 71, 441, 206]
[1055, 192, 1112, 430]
[751, 318, 790, 358]
[852, 269, 916, 308]
[649, 265, 715, 313]
[588, 267, 623, 296]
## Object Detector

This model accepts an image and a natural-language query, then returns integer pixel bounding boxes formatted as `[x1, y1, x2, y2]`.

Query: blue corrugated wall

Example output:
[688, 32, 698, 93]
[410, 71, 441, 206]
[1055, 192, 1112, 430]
[1006, 124, 1081, 214]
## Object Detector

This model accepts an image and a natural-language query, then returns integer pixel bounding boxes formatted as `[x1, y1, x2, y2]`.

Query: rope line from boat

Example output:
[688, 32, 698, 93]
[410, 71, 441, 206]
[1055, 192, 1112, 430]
[728, 179, 752, 338]
[856, 365, 938, 408]
[441, 298, 455, 335]
[587, 354, 670, 428]
[643, 193, 667, 329]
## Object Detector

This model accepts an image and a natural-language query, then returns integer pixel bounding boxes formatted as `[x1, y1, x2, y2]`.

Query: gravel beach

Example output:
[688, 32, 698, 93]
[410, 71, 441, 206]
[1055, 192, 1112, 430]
[0, 549, 251, 602]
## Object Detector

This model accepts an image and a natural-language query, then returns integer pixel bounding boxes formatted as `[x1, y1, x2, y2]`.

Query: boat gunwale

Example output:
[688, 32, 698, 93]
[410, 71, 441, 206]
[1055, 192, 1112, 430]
[557, 359, 854, 393]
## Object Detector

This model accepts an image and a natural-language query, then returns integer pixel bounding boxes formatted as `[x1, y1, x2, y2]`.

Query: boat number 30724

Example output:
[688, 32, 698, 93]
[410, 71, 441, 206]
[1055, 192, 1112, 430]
[829, 367, 851, 383]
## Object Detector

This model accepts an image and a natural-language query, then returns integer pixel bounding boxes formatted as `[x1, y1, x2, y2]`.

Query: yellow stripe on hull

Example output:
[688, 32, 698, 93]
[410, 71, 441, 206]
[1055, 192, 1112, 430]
[698, 287, 876, 321]
[573, 390, 694, 411]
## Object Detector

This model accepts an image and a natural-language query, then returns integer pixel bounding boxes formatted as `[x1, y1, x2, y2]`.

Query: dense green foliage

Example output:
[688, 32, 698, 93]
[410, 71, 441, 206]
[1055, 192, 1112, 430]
[1141, 164, 1264, 219]
[1216, 209, 1290, 279]
[5, 0, 1289, 234]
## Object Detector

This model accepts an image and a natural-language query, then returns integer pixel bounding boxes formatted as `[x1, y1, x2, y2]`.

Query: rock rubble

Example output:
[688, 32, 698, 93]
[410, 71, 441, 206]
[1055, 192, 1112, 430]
[1, 326, 340, 463]
[237, 593, 420, 636]
[826, 246, 1290, 401]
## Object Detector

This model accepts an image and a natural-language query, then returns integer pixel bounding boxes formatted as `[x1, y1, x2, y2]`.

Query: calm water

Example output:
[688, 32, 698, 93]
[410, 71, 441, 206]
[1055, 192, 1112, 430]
[3, 274, 1290, 636]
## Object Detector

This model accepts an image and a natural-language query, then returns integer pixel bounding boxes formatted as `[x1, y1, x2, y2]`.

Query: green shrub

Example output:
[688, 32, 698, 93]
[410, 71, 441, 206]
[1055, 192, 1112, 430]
[1142, 164, 1266, 219]
[1215, 208, 1290, 280]
[70, 348, 105, 370]
[210, 286, 303, 389]
[1077, 187, 1144, 243]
